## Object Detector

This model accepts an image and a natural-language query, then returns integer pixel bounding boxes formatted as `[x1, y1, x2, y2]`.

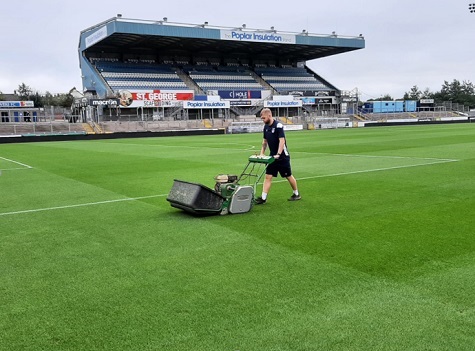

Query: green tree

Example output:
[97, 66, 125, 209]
[17, 83, 33, 100]
[42, 91, 55, 106]
[432, 79, 475, 107]
[421, 88, 433, 99]
[368, 94, 393, 101]
[12, 83, 76, 108]
[404, 85, 422, 100]
[29, 91, 44, 108]
[402, 80, 475, 108]
[53, 93, 74, 108]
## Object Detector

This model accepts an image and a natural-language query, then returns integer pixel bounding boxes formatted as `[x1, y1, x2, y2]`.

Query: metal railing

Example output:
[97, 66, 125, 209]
[0, 118, 86, 136]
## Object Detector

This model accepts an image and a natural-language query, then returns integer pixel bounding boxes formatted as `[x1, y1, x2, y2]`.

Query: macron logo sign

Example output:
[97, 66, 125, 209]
[220, 30, 295, 44]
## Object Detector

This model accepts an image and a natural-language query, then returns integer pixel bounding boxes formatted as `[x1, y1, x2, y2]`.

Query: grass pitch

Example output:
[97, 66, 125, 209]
[1, 124, 475, 350]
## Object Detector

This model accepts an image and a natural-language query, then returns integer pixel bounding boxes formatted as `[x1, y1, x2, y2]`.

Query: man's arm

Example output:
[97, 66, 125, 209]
[274, 137, 286, 158]
[260, 139, 268, 156]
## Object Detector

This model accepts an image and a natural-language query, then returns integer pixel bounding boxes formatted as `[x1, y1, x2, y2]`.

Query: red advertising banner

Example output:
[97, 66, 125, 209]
[118, 89, 194, 107]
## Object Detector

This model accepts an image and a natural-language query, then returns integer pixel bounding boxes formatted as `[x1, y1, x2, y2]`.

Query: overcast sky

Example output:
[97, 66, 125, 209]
[1, 0, 474, 100]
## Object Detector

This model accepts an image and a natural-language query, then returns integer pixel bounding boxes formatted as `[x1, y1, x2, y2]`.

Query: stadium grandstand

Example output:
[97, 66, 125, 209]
[1, 16, 370, 140]
[73, 15, 365, 133]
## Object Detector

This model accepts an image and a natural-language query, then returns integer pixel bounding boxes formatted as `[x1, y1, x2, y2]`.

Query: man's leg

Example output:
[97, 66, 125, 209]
[286, 175, 298, 191]
[255, 174, 273, 204]
[287, 175, 301, 200]
[263, 174, 273, 194]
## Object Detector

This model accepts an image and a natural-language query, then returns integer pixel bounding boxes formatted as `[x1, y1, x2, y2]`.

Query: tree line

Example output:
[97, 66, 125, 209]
[0, 83, 74, 108]
[1, 79, 475, 109]
[367, 79, 475, 109]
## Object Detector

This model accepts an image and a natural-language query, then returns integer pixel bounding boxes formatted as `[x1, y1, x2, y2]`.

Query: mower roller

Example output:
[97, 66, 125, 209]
[167, 155, 274, 215]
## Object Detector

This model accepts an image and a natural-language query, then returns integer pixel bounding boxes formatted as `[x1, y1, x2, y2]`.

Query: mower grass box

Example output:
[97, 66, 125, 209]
[167, 155, 274, 215]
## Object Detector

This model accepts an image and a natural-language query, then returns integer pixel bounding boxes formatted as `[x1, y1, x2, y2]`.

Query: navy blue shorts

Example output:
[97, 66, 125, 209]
[266, 158, 292, 178]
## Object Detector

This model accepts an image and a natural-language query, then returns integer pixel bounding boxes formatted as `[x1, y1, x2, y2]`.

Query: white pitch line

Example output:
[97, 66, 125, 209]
[294, 151, 459, 162]
[0, 194, 167, 217]
[0, 167, 32, 171]
[273, 159, 459, 184]
[84, 139, 463, 163]
[98, 142, 459, 162]
[101, 141, 257, 151]
[0, 156, 33, 169]
[0, 158, 459, 217]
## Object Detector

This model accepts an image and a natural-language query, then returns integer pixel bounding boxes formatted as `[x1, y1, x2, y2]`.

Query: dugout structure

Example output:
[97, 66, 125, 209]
[77, 16, 364, 121]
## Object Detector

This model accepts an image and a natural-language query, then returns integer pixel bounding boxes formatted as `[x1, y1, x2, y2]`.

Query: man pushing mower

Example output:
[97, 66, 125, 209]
[255, 108, 301, 204]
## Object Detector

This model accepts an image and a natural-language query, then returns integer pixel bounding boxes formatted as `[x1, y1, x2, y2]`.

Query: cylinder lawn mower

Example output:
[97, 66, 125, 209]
[167, 155, 274, 215]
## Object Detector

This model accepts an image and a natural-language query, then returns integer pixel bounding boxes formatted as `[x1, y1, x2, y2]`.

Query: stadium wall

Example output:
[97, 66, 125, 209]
[362, 118, 471, 127]
[0, 129, 225, 144]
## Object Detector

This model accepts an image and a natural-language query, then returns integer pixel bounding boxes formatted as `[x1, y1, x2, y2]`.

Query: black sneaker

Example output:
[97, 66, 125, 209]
[255, 197, 267, 205]
[288, 194, 301, 201]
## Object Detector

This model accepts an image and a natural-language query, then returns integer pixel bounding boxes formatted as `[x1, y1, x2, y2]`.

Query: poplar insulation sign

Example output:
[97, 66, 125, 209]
[220, 30, 296, 44]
